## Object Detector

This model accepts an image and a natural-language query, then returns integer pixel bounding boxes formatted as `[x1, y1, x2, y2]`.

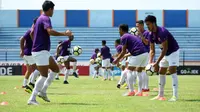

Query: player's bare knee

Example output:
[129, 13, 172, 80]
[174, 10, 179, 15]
[169, 66, 177, 74]
[159, 67, 168, 75]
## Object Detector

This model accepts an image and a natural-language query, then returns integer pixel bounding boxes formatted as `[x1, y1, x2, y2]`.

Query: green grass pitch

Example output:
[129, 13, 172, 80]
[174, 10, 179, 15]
[0, 76, 200, 112]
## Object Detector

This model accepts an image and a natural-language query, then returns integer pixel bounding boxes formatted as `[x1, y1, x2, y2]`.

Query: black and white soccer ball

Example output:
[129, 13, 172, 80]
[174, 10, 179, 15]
[129, 27, 138, 36]
[72, 46, 82, 56]
[57, 56, 65, 64]
[145, 64, 156, 76]
[95, 57, 102, 65]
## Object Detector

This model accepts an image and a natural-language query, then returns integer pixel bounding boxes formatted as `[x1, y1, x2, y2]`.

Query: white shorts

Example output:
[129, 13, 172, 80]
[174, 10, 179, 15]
[32, 50, 51, 66]
[128, 52, 148, 67]
[102, 58, 111, 67]
[23, 55, 35, 65]
[121, 59, 126, 66]
[159, 50, 179, 67]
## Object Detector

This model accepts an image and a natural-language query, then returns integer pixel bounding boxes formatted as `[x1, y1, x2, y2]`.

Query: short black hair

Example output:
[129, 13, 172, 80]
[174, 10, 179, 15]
[119, 24, 129, 33]
[145, 15, 157, 23]
[42, 0, 55, 12]
[33, 17, 38, 24]
[115, 39, 120, 44]
[95, 48, 99, 52]
[102, 40, 106, 45]
[136, 20, 144, 25]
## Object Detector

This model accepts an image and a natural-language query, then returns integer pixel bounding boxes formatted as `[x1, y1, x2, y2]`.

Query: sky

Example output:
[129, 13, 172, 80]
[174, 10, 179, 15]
[0, 0, 200, 10]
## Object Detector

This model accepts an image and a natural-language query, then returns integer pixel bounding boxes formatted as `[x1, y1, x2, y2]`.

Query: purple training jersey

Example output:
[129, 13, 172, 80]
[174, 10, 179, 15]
[59, 40, 71, 56]
[23, 29, 32, 56]
[121, 33, 147, 56]
[149, 26, 179, 56]
[140, 30, 150, 52]
[32, 14, 52, 52]
[116, 45, 123, 54]
[91, 53, 97, 60]
[101, 46, 112, 60]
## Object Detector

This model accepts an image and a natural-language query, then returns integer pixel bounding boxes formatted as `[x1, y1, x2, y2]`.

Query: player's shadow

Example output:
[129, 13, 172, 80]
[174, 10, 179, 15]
[58, 102, 99, 106]
[184, 99, 200, 102]
[48, 92, 76, 95]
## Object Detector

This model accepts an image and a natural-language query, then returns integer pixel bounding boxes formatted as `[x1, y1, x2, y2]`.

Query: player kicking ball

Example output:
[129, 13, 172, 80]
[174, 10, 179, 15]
[56, 35, 78, 84]
[100, 40, 112, 81]
[145, 15, 179, 101]
[20, 18, 40, 93]
[27, 0, 73, 105]
[90, 48, 100, 78]
[113, 24, 148, 96]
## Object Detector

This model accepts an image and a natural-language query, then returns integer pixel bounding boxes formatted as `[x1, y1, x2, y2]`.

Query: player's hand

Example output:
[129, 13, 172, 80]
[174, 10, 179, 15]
[153, 63, 159, 72]
[113, 59, 119, 65]
[20, 50, 24, 58]
[65, 30, 73, 36]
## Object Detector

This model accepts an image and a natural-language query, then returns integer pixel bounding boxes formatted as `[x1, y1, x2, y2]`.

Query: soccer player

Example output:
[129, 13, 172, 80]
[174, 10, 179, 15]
[20, 17, 40, 90]
[100, 40, 112, 81]
[56, 35, 78, 84]
[113, 24, 148, 96]
[55, 41, 63, 80]
[136, 20, 150, 92]
[145, 15, 179, 101]
[114, 39, 127, 89]
[90, 48, 100, 78]
[27, 1, 73, 105]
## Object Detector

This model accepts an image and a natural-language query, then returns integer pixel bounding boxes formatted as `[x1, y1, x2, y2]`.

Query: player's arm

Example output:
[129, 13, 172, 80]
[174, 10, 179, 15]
[149, 43, 155, 63]
[19, 36, 25, 57]
[123, 52, 131, 58]
[56, 44, 62, 57]
[115, 44, 127, 63]
[155, 40, 168, 64]
[47, 28, 72, 36]
[141, 37, 149, 45]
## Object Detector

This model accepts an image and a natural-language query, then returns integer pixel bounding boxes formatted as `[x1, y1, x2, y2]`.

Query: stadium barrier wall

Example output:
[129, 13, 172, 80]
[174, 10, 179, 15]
[0, 62, 89, 76]
[1, 10, 200, 27]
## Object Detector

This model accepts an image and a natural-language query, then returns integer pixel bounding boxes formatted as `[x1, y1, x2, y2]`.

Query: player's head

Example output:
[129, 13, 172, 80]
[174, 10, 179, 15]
[115, 39, 120, 47]
[69, 35, 74, 41]
[42, 0, 55, 17]
[58, 40, 63, 44]
[145, 15, 157, 32]
[119, 24, 129, 36]
[102, 40, 106, 46]
[33, 17, 38, 25]
[136, 20, 144, 32]
[95, 48, 99, 54]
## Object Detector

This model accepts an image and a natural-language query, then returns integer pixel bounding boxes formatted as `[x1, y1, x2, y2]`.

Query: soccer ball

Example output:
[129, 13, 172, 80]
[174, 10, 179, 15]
[145, 64, 156, 76]
[72, 46, 82, 56]
[95, 58, 102, 65]
[90, 59, 95, 64]
[57, 56, 65, 64]
[130, 27, 138, 36]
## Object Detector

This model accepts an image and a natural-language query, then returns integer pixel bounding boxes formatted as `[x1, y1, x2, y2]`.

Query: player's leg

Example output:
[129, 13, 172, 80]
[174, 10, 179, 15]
[117, 65, 126, 88]
[25, 64, 40, 93]
[68, 56, 78, 78]
[63, 61, 70, 84]
[110, 66, 115, 80]
[28, 51, 50, 105]
[102, 59, 108, 80]
[151, 58, 168, 100]
[23, 64, 32, 88]
[135, 67, 143, 96]
[106, 59, 111, 80]
[168, 50, 179, 102]
[93, 65, 98, 78]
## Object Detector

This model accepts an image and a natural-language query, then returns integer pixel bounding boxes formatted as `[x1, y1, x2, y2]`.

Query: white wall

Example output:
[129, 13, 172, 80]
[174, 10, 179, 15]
[1, 0, 200, 10]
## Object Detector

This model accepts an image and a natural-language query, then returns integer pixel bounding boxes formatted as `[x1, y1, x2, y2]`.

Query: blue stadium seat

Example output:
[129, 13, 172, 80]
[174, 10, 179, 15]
[0, 27, 200, 61]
